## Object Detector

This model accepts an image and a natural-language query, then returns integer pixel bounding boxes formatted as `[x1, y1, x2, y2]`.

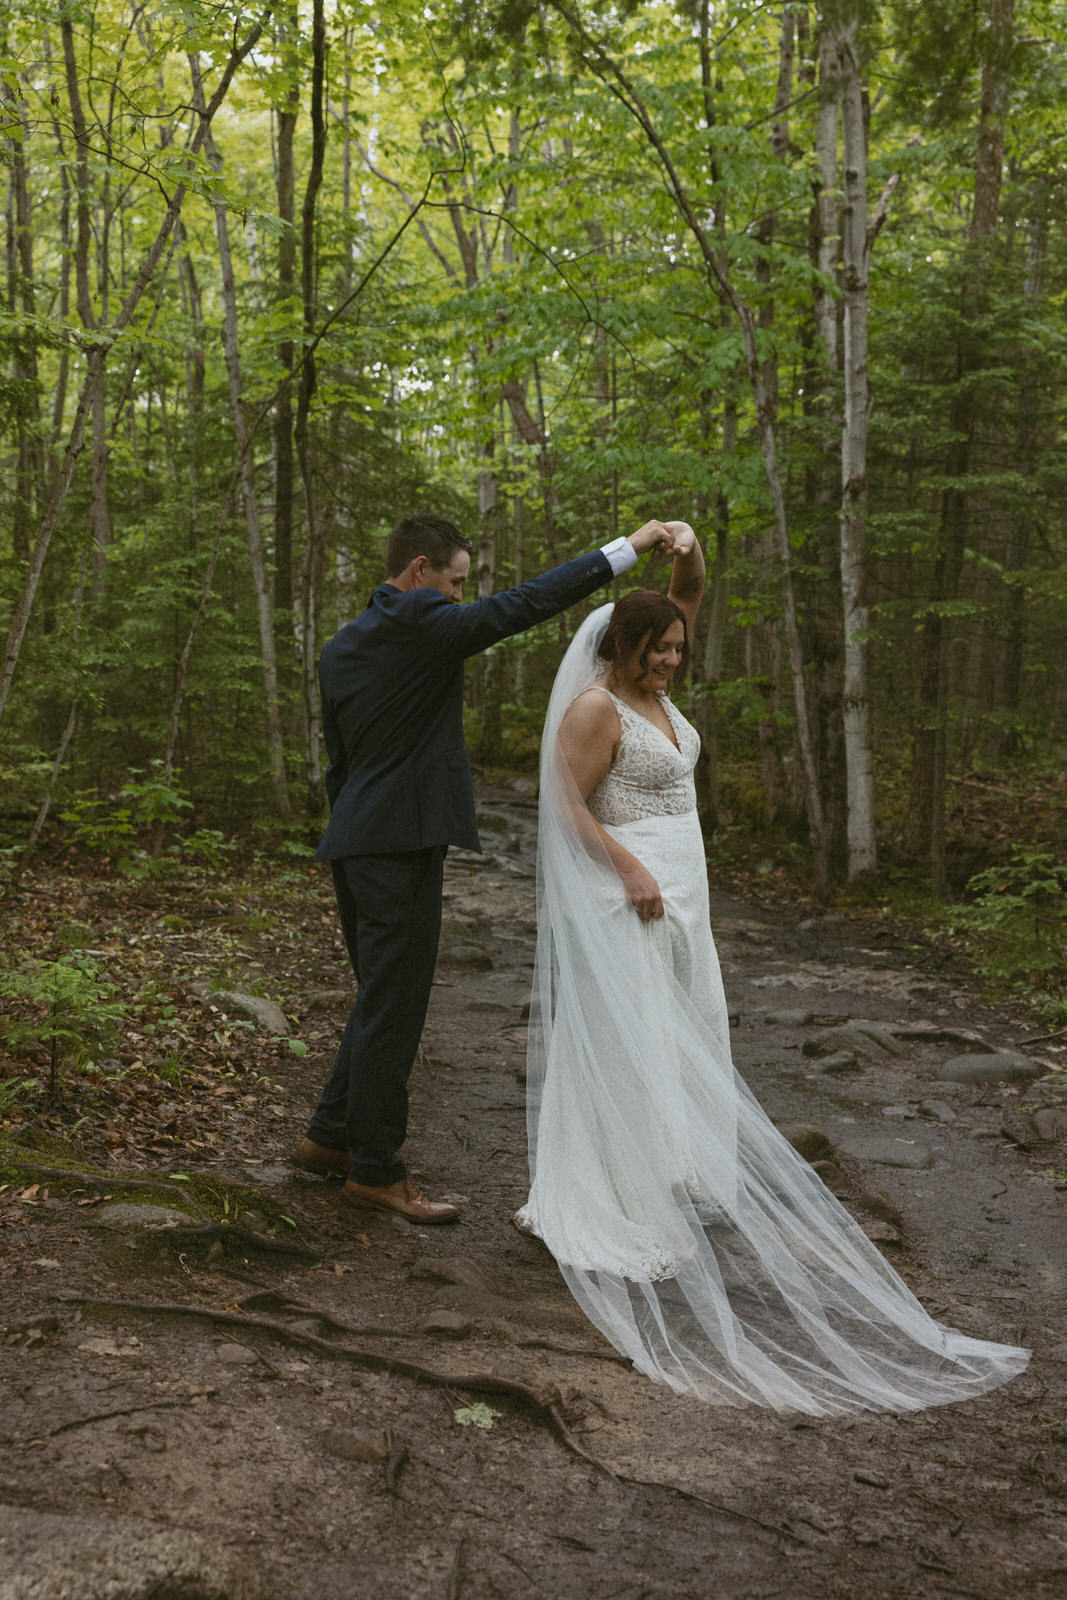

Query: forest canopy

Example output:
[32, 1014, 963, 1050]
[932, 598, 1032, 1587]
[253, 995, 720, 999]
[1, 0, 1065, 909]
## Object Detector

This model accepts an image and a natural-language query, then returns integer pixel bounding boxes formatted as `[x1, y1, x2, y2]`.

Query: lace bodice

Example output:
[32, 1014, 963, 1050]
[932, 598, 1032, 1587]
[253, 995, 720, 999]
[583, 686, 699, 825]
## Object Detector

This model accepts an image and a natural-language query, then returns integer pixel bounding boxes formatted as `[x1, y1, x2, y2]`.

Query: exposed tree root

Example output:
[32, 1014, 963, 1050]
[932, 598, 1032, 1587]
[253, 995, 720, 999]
[159, 1222, 318, 1259]
[0, 1158, 209, 1220]
[60, 1295, 804, 1543]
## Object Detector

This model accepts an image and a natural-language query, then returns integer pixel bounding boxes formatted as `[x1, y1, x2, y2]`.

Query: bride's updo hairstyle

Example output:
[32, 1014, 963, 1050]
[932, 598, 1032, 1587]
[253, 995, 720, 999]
[597, 589, 689, 683]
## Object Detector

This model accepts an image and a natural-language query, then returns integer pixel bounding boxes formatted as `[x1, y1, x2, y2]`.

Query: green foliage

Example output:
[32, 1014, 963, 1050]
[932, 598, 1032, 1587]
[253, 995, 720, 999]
[949, 848, 1067, 999]
[0, 956, 128, 1101]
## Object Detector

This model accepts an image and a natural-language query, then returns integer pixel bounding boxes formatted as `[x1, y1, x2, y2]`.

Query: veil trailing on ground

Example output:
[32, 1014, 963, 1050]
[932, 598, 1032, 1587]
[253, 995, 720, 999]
[522, 603, 1030, 1415]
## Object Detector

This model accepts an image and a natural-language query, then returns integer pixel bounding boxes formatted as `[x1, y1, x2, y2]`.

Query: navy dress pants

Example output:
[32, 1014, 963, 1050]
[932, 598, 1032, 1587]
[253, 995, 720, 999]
[307, 848, 445, 1186]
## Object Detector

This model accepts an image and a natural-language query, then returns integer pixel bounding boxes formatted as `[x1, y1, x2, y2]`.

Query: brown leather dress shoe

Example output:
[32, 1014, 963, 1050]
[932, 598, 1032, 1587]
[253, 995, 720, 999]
[292, 1137, 350, 1178]
[342, 1178, 460, 1225]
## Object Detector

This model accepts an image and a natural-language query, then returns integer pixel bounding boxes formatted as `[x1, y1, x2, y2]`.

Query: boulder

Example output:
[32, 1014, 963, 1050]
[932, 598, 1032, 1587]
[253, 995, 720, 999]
[803, 1021, 906, 1060]
[838, 1137, 933, 1171]
[917, 1100, 957, 1123]
[856, 1191, 904, 1227]
[775, 1123, 835, 1163]
[818, 1052, 860, 1075]
[207, 990, 290, 1036]
[303, 989, 350, 1013]
[91, 1202, 191, 1231]
[810, 1159, 850, 1198]
[936, 1051, 1044, 1087]
[418, 1308, 473, 1339]
[410, 1256, 494, 1293]
[1032, 1106, 1067, 1142]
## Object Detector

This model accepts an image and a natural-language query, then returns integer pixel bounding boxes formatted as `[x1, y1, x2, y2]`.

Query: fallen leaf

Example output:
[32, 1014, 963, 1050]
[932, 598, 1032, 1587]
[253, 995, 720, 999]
[454, 1404, 501, 1430]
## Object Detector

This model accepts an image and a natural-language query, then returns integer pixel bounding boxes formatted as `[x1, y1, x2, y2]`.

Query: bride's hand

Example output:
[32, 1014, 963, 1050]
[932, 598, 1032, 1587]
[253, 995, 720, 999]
[621, 864, 665, 921]
[664, 520, 696, 555]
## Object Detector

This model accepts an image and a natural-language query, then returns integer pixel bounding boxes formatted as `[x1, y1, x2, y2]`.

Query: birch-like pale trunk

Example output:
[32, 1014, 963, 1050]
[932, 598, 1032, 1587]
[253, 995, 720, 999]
[837, 16, 877, 878]
[196, 64, 292, 822]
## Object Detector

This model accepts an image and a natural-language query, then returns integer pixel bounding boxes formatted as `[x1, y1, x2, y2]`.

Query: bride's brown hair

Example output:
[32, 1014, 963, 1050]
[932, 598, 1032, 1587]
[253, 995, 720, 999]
[597, 589, 689, 682]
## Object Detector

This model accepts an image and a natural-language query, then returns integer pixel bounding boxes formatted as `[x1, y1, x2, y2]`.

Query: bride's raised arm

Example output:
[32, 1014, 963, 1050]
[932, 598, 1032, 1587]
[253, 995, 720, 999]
[664, 523, 705, 637]
[557, 691, 665, 922]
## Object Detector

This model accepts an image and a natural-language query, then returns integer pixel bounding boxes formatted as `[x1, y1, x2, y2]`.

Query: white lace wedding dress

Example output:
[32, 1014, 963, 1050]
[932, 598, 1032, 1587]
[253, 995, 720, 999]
[518, 604, 1030, 1415]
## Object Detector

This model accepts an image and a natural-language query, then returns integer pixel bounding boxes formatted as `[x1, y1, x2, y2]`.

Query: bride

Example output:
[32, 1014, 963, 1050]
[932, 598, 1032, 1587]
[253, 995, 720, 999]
[517, 525, 1030, 1416]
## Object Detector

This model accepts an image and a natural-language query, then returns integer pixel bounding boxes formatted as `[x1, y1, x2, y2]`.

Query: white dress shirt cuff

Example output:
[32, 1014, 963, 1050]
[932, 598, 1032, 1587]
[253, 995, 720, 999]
[600, 537, 638, 577]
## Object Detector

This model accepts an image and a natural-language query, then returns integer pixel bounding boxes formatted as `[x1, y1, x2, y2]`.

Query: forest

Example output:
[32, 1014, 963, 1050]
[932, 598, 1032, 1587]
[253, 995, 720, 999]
[1, 0, 1065, 999]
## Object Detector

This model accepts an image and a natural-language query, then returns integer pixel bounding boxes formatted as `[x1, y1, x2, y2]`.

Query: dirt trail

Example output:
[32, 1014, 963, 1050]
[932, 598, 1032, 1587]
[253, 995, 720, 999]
[1, 789, 1064, 1600]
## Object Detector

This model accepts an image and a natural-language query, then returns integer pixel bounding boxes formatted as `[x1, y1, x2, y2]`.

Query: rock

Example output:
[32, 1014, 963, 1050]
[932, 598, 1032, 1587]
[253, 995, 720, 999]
[803, 1021, 906, 1060]
[1032, 1106, 1067, 1141]
[810, 1160, 850, 1198]
[410, 1256, 494, 1293]
[418, 1308, 473, 1339]
[0, 1508, 262, 1599]
[775, 1123, 835, 1163]
[215, 1342, 258, 1366]
[839, 1137, 933, 1170]
[856, 1191, 904, 1227]
[321, 1426, 390, 1463]
[207, 989, 290, 1036]
[91, 1202, 191, 1231]
[762, 1008, 816, 1027]
[818, 1052, 860, 1075]
[860, 1218, 902, 1247]
[936, 1050, 1044, 1086]
[303, 989, 350, 1013]
[918, 1100, 957, 1123]
[881, 1105, 916, 1120]
[438, 940, 494, 969]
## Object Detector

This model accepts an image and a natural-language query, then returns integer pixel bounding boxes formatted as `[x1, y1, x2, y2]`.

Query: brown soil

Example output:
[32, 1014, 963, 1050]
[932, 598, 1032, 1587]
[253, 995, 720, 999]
[1, 788, 1064, 1599]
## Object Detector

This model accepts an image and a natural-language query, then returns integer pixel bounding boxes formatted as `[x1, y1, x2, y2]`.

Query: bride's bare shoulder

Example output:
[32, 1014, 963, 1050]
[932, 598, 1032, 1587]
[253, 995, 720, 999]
[562, 685, 620, 738]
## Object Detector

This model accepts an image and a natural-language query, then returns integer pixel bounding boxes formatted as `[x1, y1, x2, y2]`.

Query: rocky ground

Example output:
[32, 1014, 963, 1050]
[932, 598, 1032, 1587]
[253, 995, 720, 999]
[1, 786, 1065, 1600]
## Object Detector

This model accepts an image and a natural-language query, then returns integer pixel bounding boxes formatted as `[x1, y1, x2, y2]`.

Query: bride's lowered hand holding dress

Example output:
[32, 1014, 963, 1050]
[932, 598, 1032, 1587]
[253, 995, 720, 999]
[518, 525, 1030, 1416]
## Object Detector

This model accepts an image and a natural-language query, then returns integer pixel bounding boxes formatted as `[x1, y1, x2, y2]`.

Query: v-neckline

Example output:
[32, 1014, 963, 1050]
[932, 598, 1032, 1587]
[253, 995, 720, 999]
[604, 686, 682, 754]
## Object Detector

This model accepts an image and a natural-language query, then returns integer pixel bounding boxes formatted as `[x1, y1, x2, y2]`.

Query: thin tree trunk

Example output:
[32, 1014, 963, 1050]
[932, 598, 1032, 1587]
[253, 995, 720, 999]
[906, 0, 1014, 892]
[273, 7, 299, 618]
[194, 57, 292, 822]
[294, 0, 327, 816]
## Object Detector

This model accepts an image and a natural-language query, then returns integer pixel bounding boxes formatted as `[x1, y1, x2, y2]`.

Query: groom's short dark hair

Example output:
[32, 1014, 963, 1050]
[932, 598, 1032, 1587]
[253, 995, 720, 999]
[387, 512, 473, 575]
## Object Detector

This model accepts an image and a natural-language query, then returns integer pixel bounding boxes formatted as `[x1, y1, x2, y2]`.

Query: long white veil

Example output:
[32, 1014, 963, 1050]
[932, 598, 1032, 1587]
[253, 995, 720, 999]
[523, 603, 1030, 1414]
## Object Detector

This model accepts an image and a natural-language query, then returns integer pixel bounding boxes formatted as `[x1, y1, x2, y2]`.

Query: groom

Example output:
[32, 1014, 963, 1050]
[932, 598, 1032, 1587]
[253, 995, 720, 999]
[293, 509, 675, 1223]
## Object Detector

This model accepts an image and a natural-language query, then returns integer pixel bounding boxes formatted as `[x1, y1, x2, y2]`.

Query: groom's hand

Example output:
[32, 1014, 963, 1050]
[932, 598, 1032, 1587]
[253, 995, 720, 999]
[627, 520, 674, 559]
[663, 520, 696, 555]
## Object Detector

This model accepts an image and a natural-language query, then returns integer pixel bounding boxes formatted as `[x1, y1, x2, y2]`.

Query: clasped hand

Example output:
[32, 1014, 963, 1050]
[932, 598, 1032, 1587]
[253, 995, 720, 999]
[628, 520, 696, 559]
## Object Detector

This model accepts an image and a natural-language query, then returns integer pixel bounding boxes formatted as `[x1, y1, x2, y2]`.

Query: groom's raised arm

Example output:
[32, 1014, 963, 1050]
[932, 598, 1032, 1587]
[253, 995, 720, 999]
[410, 525, 672, 658]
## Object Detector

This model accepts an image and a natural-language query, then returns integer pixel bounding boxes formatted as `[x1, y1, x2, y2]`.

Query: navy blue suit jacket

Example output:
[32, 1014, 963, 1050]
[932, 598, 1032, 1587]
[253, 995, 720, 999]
[315, 549, 614, 860]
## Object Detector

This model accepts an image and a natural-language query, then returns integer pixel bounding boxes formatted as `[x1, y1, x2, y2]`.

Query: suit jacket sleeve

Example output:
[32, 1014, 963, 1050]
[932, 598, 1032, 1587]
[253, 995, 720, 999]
[320, 670, 347, 807]
[405, 549, 615, 658]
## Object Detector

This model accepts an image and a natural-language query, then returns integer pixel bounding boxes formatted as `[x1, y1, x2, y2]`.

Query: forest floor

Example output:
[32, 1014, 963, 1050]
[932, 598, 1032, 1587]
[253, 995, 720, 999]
[1, 784, 1065, 1600]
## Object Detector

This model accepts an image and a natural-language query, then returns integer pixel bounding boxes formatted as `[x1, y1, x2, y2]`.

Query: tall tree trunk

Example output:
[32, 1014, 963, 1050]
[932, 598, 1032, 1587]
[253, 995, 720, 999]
[837, 10, 879, 879]
[195, 59, 292, 822]
[3, 62, 43, 563]
[273, 6, 299, 618]
[905, 0, 1014, 892]
[295, 0, 327, 816]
